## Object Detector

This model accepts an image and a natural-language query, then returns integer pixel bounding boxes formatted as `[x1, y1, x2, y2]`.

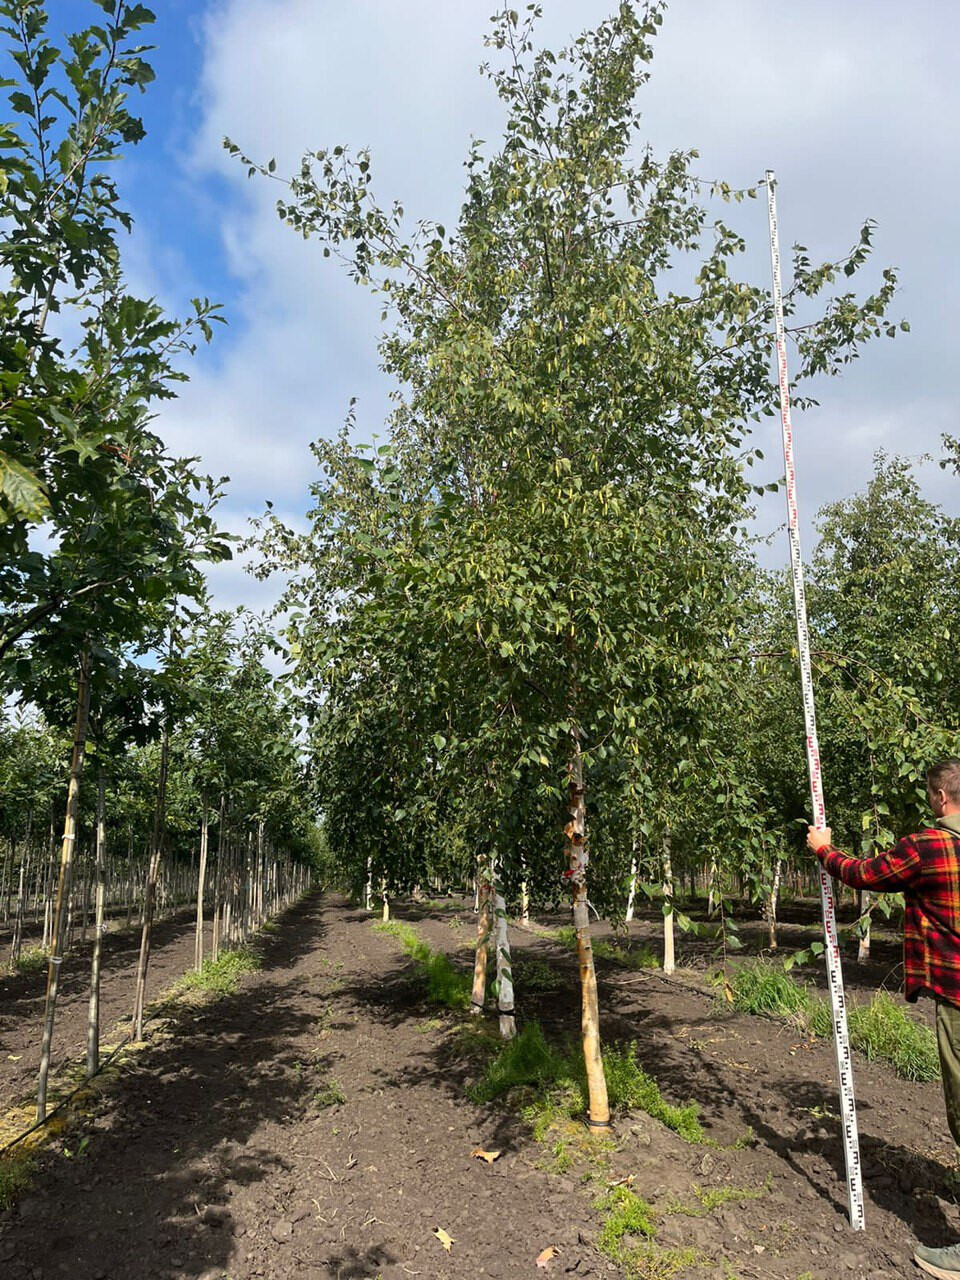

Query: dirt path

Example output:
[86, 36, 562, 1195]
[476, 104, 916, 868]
[0, 893, 956, 1280]
[0, 910, 212, 1113]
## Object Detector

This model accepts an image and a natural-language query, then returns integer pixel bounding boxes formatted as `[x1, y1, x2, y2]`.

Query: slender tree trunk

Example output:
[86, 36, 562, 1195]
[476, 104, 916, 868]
[857, 890, 871, 963]
[768, 858, 782, 951]
[567, 732, 609, 1130]
[364, 857, 373, 911]
[706, 857, 718, 918]
[381, 877, 389, 923]
[494, 889, 515, 1039]
[471, 867, 493, 1016]
[37, 652, 91, 1121]
[625, 836, 639, 925]
[11, 859, 26, 967]
[132, 726, 169, 1041]
[195, 806, 209, 973]
[662, 828, 676, 976]
[86, 769, 107, 1077]
[519, 879, 530, 926]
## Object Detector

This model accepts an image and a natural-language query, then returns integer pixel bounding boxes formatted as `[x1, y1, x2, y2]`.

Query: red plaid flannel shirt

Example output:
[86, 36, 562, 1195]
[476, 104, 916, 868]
[817, 825, 960, 1009]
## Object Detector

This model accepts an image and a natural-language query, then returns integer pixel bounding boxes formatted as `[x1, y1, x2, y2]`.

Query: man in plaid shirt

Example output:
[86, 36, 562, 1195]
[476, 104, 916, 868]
[807, 758, 960, 1280]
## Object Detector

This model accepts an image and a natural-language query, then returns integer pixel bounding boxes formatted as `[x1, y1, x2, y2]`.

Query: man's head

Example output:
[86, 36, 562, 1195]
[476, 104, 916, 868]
[926, 759, 960, 816]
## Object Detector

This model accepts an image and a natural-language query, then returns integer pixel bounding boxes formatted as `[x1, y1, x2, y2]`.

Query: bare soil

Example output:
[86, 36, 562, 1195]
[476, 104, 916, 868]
[0, 891, 955, 1280]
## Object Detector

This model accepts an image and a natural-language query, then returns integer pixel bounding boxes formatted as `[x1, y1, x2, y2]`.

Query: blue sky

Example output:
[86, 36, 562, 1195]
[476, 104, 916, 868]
[39, 2, 960, 610]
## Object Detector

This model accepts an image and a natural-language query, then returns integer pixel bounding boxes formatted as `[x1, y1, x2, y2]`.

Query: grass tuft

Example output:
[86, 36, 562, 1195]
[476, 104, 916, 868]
[371, 919, 472, 1010]
[848, 991, 940, 1082]
[313, 1079, 346, 1108]
[725, 960, 809, 1021]
[596, 1185, 656, 1255]
[0, 1149, 33, 1210]
[724, 960, 939, 1082]
[11, 946, 48, 974]
[468, 1024, 703, 1142]
[178, 946, 260, 996]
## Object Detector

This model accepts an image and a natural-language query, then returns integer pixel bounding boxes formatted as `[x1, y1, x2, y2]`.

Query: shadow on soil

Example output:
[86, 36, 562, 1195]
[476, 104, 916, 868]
[0, 893, 335, 1280]
[342, 902, 957, 1247]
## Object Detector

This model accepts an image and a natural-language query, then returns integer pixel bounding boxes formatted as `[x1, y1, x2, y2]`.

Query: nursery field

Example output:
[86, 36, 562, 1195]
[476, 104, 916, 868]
[0, 891, 954, 1280]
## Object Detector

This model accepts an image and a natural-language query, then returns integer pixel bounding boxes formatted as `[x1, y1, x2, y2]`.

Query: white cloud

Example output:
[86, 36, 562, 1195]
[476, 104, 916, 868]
[143, 0, 960, 614]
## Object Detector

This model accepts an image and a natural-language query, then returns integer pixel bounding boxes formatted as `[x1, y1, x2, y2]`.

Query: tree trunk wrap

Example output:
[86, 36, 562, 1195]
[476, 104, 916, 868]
[662, 829, 676, 976]
[494, 891, 516, 1039]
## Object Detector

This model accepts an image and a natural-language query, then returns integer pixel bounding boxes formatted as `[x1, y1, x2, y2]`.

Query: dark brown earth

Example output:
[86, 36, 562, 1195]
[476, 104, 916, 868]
[0, 891, 956, 1280]
[0, 909, 213, 1113]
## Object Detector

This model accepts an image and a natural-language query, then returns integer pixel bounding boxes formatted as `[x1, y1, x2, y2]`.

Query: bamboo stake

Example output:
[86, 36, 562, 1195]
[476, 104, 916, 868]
[86, 768, 107, 1076]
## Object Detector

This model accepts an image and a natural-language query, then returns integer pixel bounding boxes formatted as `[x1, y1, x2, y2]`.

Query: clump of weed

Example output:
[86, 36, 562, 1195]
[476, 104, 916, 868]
[469, 1024, 703, 1143]
[725, 960, 938, 1082]
[665, 1179, 770, 1216]
[725, 960, 810, 1021]
[848, 991, 939, 1082]
[178, 946, 260, 996]
[372, 919, 471, 1010]
[0, 1149, 33, 1209]
[603, 1043, 704, 1143]
[313, 1079, 346, 1108]
[468, 1022, 566, 1104]
[513, 958, 565, 994]
[593, 940, 659, 970]
[12, 946, 48, 974]
[596, 1185, 656, 1258]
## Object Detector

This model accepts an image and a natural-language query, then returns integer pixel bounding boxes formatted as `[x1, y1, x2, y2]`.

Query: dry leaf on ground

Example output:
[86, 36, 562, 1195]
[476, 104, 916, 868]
[470, 1147, 502, 1164]
[536, 1245, 560, 1268]
[434, 1227, 455, 1253]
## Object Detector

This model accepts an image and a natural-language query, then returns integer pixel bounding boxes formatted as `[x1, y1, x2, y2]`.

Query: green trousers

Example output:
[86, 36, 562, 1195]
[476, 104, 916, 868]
[936, 999, 960, 1150]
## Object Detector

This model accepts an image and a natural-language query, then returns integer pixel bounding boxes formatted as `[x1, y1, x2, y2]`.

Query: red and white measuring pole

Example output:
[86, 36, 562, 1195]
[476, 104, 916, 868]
[765, 170, 865, 1231]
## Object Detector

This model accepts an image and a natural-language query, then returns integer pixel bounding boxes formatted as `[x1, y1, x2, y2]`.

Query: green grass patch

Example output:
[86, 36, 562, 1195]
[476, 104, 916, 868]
[0, 1149, 33, 1210]
[665, 1179, 770, 1216]
[512, 957, 566, 994]
[313, 1079, 346, 1108]
[596, 1185, 656, 1255]
[725, 960, 810, 1021]
[595, 1187, 698, 1280]
[11, 946, 48, 974]
[724, 960, 939, 1082]
[468, 1024, 703, 1142]
[848, 991, 940, 1082]
[178, 946, 261, 996]
[371, 919, 472, 1010]
[593, 939, 659, 969]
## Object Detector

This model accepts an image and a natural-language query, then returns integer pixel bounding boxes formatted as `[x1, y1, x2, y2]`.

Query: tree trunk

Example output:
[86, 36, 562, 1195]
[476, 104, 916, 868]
[567, 732, 609, 1130]
[767, 858, 782, 951]
[37, 652, 91, 1120]
[132, 726, 169, 1041]
[195, 806, 209, 972]
[11, 859, 26, 967]
[662, 828, 676, 976]
[471, 870, 493, 1016]
[519, 879, 530, 926]
[625, 837, 639, 925]
[857, 890, 871, 963]
[364, 856, 373, 911]
[494, 890, 515, 1039]
[381, 877, 389, 923]
[86, 768, 107, 1077]
[706, 857, 718, 918]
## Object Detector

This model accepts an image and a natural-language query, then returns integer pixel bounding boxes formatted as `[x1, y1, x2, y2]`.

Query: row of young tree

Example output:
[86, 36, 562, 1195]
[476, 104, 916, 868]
[0, 2, 317, 1121]
[237, 4, 955, 1128]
